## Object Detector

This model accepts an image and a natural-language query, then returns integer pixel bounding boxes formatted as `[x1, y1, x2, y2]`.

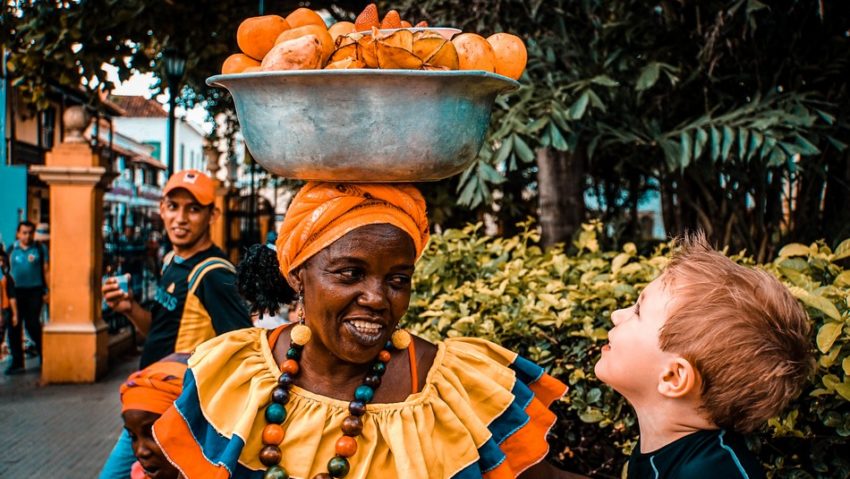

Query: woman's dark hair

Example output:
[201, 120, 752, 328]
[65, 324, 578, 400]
[236, 243, 296, 317]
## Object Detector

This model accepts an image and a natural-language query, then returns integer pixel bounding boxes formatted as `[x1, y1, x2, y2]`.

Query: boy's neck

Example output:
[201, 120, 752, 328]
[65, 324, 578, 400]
[632, 397, 717, 453]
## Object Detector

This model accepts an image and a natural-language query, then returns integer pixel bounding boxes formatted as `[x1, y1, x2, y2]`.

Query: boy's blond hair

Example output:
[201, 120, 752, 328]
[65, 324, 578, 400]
[660, 232, 814, 433]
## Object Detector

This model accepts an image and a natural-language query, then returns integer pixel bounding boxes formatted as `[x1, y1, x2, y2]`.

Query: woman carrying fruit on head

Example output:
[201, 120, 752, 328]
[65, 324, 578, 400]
[152, 182, 575, 479]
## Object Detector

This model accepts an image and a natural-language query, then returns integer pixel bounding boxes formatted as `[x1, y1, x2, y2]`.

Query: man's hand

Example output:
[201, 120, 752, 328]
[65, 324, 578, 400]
[11, 313, 18, 328]
[103, 276, 135, 315]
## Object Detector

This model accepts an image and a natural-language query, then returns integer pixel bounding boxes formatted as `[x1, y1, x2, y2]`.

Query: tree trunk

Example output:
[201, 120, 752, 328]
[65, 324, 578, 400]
[790, 158, 827, 243]
[823, 152, 850, 243]
[537, 147, 585, 247]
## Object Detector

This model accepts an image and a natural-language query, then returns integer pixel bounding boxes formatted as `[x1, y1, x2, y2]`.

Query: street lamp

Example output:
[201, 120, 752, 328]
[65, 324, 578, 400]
[163, 48, 186, 178]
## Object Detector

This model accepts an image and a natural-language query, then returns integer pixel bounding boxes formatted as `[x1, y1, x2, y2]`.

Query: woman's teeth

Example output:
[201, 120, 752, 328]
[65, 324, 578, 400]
[350, 320, 383, 335]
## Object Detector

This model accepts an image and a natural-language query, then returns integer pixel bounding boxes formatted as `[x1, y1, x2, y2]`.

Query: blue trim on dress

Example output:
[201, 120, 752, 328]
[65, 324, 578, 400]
[175, 369, 248, 476]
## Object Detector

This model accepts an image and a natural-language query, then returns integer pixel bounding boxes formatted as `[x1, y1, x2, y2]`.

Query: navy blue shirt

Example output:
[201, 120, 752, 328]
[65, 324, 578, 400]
[628, 429, 764, 479]
[140, 245, 251, 368]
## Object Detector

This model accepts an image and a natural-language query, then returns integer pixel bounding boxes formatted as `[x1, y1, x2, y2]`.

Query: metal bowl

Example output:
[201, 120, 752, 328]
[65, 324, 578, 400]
[206, 70, 519, 182]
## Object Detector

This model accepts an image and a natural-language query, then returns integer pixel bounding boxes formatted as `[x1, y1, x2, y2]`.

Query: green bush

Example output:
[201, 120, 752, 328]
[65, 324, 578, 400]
[404, 222, 850, 478]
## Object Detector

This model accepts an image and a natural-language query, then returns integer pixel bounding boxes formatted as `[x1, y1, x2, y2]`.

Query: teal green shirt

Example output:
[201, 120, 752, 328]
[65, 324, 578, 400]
[628, 429, 764, 479]
[9, 242, 47, 289]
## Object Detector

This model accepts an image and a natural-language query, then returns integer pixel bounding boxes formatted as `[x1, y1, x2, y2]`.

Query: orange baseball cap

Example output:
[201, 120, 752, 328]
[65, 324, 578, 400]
[163, 169, 215, 206]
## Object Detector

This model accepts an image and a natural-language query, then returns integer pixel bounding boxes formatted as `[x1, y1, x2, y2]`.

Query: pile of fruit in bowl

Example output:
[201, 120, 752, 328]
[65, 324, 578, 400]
[221, 3, 527, 81]
[209, 4, 527, 182]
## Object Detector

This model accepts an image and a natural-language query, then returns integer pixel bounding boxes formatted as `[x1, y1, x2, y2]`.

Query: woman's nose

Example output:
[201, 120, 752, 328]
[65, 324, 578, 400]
[357, 278, 387, 310]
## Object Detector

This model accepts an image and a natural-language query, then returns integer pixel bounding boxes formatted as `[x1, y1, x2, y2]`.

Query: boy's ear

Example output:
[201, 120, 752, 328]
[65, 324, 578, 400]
[657, 357, 699, 398]
[209, 206, 222, 224]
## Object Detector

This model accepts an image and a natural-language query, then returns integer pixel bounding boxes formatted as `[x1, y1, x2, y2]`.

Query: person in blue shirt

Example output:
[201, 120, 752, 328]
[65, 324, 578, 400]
[6, 221, 49, 375]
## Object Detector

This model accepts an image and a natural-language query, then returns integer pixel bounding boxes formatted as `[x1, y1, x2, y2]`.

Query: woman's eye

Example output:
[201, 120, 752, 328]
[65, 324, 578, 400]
[389, 275, 411, 288]
[337, 268, 362, 280]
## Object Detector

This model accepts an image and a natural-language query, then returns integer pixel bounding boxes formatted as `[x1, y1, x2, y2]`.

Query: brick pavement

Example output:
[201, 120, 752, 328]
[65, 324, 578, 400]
[0, 354, 139, 478]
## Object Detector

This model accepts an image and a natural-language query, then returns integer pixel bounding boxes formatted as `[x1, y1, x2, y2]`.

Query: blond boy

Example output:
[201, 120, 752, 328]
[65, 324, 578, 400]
[595, 233, 813, 478]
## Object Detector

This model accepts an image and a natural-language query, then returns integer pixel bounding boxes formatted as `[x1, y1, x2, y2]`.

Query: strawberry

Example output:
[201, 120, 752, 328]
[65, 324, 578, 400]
[381, 10, 403, 29]
[355, 3, 380, 31]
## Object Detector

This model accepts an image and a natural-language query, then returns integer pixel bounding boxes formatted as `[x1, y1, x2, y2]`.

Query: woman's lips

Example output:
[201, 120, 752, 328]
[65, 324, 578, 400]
[343, 319, 385, 347]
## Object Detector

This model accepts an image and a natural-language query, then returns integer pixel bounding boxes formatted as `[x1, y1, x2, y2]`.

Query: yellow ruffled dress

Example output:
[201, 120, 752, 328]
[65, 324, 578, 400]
[153, 328, 567, 479]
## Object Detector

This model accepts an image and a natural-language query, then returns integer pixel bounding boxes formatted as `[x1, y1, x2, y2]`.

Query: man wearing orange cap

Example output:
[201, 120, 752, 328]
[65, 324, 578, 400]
[101, 170, 251, 478]
[103, 169, 251, 368]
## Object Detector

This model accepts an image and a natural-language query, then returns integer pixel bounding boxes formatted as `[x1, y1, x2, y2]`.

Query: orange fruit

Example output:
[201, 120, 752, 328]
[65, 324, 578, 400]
[381, 10, 402, 29]
[451, 33, 496, 72]
[285, 7, 326, 29]
[487, 33, 527, 80]
[275, 25, 334, 65]
[237, 15, 291, 60]
[400, 20, 412, 28]
[261, 35, 323, 71]
[221, 53, 261, 74]
[328, 21, 356, 42]
[355, 3, 380, 31]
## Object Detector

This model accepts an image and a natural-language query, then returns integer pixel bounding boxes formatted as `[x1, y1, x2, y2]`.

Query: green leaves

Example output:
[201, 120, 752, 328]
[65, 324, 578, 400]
[817, 322, 844, 353]
[568, 91, 590, 120]
[660, 94, 834, 171]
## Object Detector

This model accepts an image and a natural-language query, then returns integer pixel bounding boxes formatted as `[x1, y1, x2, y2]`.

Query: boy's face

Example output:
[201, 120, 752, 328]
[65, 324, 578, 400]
[595, 275, 680, 400]
[123, 410, 179, 479]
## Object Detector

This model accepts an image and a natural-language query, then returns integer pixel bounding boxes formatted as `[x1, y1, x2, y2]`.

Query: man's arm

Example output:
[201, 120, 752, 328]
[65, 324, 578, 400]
[7, 275, 18, 327]
[41, 244, 49, 303]
[9, 298, 18, 327]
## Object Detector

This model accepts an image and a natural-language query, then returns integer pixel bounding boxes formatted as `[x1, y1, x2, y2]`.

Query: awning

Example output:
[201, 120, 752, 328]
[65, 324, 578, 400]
[132, 155, 167, 170]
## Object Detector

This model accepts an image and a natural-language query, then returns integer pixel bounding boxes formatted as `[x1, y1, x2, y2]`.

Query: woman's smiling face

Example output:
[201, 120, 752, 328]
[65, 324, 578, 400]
[289, 223, 416, 364]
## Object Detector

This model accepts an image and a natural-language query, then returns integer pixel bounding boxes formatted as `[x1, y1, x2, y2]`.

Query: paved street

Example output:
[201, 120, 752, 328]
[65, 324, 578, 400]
[0, 353, 138, 478]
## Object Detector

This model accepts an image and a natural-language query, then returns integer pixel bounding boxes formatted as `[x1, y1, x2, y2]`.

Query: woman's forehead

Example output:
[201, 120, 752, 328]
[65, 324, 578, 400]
[323, 224, 416, 258]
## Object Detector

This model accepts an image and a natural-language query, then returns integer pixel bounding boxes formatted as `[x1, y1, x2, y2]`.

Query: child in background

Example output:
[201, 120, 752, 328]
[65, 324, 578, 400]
[0, 251, 18, 364]
[118, 353, 188, 479]
[595, 233, 813, 478]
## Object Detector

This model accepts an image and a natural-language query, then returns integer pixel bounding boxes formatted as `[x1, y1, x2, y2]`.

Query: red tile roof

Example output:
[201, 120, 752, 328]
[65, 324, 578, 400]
[109, 95, 168, 118]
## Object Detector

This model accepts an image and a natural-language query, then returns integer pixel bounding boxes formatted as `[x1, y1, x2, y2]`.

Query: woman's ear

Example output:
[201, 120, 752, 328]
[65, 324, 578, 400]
[286, 268, 303, 294]
[657, 357, 699, 399]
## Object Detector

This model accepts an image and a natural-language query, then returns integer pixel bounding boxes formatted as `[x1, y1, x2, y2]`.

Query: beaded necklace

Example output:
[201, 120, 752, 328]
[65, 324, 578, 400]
[260, 324, 410, 479]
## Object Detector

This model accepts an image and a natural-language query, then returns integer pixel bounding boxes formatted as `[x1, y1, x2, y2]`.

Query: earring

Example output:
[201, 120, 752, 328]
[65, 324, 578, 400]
[290, 291, 312, 346]
[391, 327, 411, 350]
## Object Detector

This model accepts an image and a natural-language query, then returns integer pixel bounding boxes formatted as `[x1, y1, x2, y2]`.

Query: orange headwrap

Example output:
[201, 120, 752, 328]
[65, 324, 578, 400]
[120, 357, 188, 415]
[276, 182, 430, 275]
